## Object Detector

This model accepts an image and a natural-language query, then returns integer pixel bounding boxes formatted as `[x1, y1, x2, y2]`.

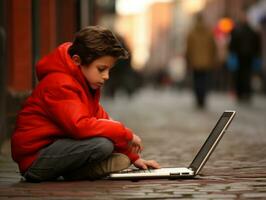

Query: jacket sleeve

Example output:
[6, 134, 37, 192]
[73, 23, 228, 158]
[95, 103, 110, 119]
[95, 103, 139, 162]
[41, 81, 133, 150]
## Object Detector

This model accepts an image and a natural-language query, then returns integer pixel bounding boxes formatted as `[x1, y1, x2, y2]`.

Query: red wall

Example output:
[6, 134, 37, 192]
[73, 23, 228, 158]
[7, 0, 32, 92]
[7, 0, 78, 92]
[39, 0, 57, 58]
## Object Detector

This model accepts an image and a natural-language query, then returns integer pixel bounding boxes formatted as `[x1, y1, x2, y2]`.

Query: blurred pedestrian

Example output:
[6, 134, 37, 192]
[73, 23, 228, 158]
[229, 9, 261, 103]
[260, 15, 266, 94]
[11, 26, 160, 182]
[104, 34, 142, 98]
[185, 13, 217, 109]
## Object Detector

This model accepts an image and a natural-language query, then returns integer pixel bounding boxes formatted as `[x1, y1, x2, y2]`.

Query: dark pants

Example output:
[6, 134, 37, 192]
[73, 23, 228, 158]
[235, 57, 253, 102]
[193, 70, 210, 108]
[23, 137, 114, 182]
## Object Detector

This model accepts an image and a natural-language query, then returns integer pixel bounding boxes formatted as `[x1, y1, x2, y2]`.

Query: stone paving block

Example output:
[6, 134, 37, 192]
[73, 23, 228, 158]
[242, 192, 266, 199]
[193, 194, 237, 199]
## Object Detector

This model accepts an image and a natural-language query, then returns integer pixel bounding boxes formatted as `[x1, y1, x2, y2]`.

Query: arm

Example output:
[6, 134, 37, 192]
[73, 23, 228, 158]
[95, 103, 110, 119]
[115, 129, 143, 163]
[95, 101, 142, 162]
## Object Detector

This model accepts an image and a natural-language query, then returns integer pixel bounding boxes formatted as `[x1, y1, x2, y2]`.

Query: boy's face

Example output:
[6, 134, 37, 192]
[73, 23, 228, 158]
[79, 56, 116, 90]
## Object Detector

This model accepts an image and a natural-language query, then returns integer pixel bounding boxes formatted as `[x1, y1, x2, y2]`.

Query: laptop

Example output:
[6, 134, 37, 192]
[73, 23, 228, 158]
[108, 110, 236, 180]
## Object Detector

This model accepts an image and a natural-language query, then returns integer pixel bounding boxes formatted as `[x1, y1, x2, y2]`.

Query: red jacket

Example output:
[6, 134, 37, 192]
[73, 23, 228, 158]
[11, 43, 139, 173]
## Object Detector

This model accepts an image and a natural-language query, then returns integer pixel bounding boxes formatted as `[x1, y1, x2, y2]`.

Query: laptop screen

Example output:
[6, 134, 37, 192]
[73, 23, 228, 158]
[189, 111, 235, 175]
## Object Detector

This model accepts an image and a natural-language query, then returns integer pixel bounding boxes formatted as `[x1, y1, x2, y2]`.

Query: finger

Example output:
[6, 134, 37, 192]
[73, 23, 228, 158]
[132, 144, 141, 153]
[135, 161, 147, 170]
[135, 143, 143, 152]
[151, 161, 160, 169]
[146, 160, 161, 169]
[140, 163, 148, 170]
[140, 144, 144, 152]
[137, 145, 142, 153]
[132, 146, 138, 153]
[138, 145, 144, 153]
[132, 146, 140, 154]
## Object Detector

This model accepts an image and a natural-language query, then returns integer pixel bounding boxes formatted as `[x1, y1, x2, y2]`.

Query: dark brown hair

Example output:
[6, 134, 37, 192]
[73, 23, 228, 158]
[68, 26, 129, 65]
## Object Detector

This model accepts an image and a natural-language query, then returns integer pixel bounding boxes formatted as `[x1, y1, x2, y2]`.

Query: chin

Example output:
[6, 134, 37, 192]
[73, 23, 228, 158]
[91, 86, 98, 90]
[90, 85, 101, 90]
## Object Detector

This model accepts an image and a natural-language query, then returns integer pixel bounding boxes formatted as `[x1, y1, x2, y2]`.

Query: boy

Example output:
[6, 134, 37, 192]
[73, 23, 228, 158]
[11, 26, 160, 182]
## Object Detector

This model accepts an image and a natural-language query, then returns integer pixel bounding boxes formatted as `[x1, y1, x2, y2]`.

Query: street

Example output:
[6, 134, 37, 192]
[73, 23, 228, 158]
[0, 87, 266, 199]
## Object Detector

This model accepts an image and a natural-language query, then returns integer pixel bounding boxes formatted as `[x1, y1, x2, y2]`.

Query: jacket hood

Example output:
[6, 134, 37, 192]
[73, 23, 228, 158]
[36, 42, 81, 82]
[36, 42, 100, 100]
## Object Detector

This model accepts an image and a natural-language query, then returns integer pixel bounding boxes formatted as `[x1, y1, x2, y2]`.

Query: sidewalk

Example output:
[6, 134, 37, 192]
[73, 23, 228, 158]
[1, 87, 266, 199]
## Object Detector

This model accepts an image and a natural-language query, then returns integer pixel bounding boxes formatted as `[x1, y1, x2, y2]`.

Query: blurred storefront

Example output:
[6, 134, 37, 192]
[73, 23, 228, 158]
[0, 0, 6, 145]
[0, 0, 94, 139]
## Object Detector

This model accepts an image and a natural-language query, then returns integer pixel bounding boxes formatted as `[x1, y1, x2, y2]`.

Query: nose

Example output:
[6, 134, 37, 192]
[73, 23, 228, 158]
[102, 71, 109, 81]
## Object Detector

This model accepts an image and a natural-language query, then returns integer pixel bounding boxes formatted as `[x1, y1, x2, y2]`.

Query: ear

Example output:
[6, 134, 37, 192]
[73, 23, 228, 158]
[72, 55, 81, 65]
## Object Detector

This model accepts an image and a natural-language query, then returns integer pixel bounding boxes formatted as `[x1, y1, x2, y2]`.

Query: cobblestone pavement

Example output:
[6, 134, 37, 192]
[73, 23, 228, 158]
[1, 87, 266, 199]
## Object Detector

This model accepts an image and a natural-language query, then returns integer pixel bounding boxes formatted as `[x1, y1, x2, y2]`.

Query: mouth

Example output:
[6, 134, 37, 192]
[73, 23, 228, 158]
[90, 82, 104, 89]
[97, 82, 104, 87]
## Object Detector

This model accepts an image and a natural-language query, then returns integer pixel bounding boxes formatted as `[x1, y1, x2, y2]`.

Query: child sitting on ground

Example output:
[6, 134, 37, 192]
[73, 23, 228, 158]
[11, 26, 160, 182]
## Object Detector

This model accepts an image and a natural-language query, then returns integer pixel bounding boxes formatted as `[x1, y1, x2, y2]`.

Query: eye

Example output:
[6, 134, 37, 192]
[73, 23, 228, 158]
[97, 66, 106, 72]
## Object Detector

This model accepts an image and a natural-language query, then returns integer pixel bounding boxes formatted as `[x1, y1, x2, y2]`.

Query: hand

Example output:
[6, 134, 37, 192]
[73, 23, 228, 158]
[133, 158, 160, 170]
[129, 134, 144, 154]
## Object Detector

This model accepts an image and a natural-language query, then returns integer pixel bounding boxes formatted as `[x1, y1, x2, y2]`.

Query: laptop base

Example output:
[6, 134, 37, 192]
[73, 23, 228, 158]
[108, 167, 194, 180]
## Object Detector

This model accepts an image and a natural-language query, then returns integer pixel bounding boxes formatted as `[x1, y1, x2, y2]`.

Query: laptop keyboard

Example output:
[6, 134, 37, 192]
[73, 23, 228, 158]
[120, 169, 154, 174]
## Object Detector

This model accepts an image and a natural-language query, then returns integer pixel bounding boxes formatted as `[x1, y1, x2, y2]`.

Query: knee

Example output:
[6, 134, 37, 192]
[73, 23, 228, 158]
[94, 137, 114, 158]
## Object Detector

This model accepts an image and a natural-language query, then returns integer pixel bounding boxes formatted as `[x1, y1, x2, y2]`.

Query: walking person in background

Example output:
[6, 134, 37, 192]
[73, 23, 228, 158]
[185, 13, 217, 109]
[229, 9, 261, 103]
[104, 34, 142, 98]
[11, 26, 160, 182]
